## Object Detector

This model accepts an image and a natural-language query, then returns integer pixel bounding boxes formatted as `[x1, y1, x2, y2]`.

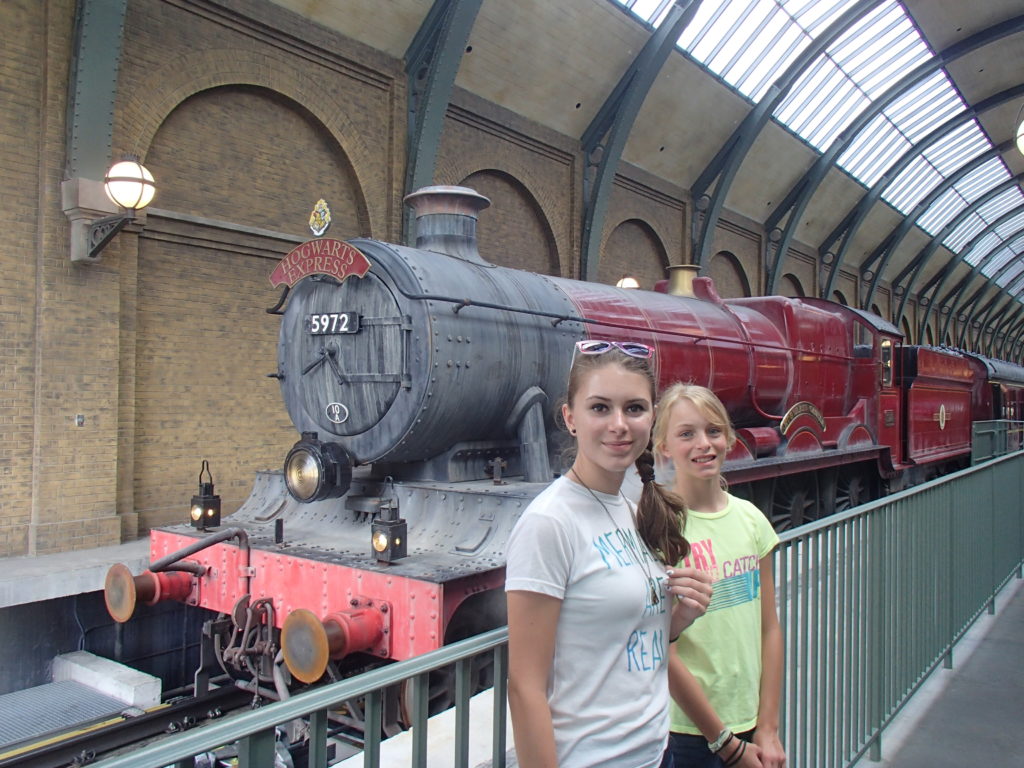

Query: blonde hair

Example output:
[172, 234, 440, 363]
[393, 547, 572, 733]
[654, 384, 735, 455]
[565, 347, 689, 565]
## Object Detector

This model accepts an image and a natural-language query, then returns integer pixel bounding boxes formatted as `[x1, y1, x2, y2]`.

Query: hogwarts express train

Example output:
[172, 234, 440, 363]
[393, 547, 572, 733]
[104, 185, 1024, 723]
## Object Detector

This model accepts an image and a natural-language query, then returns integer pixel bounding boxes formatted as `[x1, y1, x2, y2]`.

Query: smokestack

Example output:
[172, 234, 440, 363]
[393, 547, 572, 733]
[403, 186, 491, 264]
[666, 264, 699, 296]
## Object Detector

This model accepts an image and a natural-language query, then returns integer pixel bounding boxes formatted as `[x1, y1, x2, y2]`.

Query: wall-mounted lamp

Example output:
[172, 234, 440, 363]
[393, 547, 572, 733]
[616, 275, 640, 289]
[62, 156, 155, 264]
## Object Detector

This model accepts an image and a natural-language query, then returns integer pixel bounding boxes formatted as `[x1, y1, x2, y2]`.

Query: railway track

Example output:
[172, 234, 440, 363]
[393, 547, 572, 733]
[0, 686, 252, 768]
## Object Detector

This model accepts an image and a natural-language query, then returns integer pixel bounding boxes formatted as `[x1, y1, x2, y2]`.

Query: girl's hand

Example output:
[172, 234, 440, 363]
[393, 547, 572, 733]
[719, 738, 764, 768]
[752, 728, 786, 768]
[665, 566, 712, 630]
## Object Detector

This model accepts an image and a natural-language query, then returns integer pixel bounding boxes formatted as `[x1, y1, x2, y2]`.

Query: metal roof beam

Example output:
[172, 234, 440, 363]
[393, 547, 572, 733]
[998, 309, 1024, 359]
[764, 15, 1024, 296]
[955, 254, 1024, 347]
[937, 210, 1024, 338]
[689, 0, 883, 273]
[991, 292, 1024, 356]
[962, 276, 1022, 349]
[66, 0, 129, 180]
[403, 0, 483, 244]
[579, 0, 701, 282]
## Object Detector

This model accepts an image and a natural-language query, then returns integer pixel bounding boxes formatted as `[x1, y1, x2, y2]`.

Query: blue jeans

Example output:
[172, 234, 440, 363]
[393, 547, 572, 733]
[668, 731, 753, 768]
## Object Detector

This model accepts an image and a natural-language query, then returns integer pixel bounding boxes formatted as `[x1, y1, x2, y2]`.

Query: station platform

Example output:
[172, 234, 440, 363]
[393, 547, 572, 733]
[853, 575, 1024, 767]
[0, 539, 149, 610]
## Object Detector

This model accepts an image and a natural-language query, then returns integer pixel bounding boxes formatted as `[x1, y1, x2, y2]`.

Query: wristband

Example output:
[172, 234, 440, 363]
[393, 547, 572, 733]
[722, 739, 746, 767]
[708, 728, 733, 753]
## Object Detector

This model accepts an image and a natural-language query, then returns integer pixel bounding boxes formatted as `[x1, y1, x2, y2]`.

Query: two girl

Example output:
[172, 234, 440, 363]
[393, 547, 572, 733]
[506, 340, 786, 768]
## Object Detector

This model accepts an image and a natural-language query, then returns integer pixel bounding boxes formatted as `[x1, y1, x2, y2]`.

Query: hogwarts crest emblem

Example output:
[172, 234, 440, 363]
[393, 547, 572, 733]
[309, 199, 332, 237]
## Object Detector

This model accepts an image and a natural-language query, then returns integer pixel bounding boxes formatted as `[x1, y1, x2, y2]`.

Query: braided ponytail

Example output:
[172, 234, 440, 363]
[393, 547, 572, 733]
[635, 443, 689, 566]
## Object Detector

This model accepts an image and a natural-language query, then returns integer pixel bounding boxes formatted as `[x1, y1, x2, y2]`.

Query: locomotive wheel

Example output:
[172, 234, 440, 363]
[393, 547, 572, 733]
[770, 475, 822, 531]
[834, 469, 870, 513]
[397, 592, 505, 728]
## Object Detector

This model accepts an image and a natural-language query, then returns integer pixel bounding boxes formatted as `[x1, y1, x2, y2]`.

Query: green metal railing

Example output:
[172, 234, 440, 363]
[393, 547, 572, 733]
[971, 419, 1024, 463]
[91, 631, 510, 768]
[93, 452, 1024, 768]
[776, 450, 1024, 767]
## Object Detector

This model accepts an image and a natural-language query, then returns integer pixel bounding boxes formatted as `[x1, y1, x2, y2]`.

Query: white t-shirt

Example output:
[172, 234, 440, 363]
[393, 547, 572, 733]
[505, 476, 671, 768]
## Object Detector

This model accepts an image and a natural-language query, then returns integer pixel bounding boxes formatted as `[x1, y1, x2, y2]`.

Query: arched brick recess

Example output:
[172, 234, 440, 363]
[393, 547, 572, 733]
[600, 219, 668, 289]
[901, 317, 913, 343]
[708, 251, 752, 298]
[435, 103, 576, 277]
[781, 273, 805, 297]
[115, 47, 386, 236]
[145, 86, 365, 237]
[459, 170, 559, 275]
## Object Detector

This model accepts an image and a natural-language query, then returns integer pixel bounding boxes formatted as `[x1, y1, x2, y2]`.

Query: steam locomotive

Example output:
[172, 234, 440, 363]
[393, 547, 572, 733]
[104, 186, 1024, 723]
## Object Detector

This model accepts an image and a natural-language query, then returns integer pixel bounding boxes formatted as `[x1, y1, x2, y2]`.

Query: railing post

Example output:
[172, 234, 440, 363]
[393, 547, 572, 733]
[492, 644, 509, 768]
[237, 727, 276, 768]
[867, 510, 886, 762]
[410, 672, 430, 767]
[308, 709, 328, 768]
[454, 658, 472, 768]
[363, 690, 383, 768]
[944, 489, 954, 669]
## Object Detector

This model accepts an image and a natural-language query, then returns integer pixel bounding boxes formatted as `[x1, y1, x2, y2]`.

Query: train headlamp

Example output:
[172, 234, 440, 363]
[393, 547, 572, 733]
[284, 432, 352, 502]
[369, 489, 407, 563]
[190, 460, 221, 530]
[370, 515, 407, 563]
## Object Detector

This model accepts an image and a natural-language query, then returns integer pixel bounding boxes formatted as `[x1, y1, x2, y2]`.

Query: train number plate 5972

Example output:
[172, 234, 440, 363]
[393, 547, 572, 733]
[306, 312, 360, 335]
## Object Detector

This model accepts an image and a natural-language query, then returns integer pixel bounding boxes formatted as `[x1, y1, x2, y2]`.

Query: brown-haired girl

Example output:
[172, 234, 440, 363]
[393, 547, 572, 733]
[506, 341, 713, 768]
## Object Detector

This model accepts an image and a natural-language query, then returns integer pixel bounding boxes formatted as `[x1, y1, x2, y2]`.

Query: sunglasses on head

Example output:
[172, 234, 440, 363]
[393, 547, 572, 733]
[575, 339, 654, 359]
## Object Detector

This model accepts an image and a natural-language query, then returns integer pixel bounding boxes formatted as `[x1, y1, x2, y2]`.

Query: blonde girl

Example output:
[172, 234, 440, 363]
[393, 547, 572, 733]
[654, 384, 785, 768]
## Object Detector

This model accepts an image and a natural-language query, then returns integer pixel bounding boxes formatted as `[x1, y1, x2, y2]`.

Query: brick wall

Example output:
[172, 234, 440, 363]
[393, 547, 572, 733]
[0, 0, 47, 556]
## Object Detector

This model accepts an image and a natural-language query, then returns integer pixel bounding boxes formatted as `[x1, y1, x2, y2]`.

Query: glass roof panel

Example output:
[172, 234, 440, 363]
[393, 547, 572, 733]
[838, 115, 907, 187]
[991, 234, 1024, 288]
[994, 205, 1024, 237]
[880, 121, 989, 213]
[883, 156, 943, 211]
[963, 232, 1003, 267]
[928, 122, 990, 175]
[1004, 271, 1024, 296]
[619, 0, 674, 24]
[918, 159, 1012, 235]
[667, 0, 870, 102]
[995, 261, 1024, 288]
[944, 213, 987, 253]
[918, 188, 968, 235]
[983, 247, 1020, 278]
